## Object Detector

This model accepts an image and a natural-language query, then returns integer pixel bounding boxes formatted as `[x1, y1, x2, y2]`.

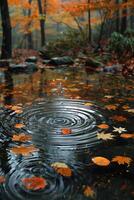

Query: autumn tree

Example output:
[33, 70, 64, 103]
[0, 0, 12, 59]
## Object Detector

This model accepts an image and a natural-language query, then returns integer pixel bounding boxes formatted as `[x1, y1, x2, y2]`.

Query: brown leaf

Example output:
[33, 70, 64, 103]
[105, 104, 117, 110]
[112, 156, 132, 166]
[111, 115, 127, 122]
[51, 162, 72, 177]
[22, 176, 47, 190]
[0, 176, 5, 184]
[12, 134, 32, 142]
[11, 145, 38, 156]
[92, 156, 110, 166]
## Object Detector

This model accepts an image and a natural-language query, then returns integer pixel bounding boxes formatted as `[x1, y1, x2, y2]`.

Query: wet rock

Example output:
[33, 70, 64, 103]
[48, 56, 74, 66]
[39, 47, 52, 59]
[103, 64, 122, 73]
[9, 62, 37, 73]
[25, 56, 38, 63]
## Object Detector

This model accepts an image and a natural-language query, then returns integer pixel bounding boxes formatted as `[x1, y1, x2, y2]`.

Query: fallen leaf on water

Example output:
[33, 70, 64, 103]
[14, 123, 25, 129]
[12, 134, 32, 142]
[105, 104, 117, 110]
[97, 124, 109, 129]
[91, 156, 110, 166]
[51, 162, 72, 177]
[83, 186, 95, 198]
[111, 115, 127, 122]
[112, 156, 132, 166]
[22, 176, 47, 190]
[122, 105, 130, 110]
[113, 127, 127, 134]
[120, 133, 134, 139]
[84, 102, 93, 106]
[97, 132, 115, 140]
[126, 109, 134, 113]
[0, 176, 5, 184]
[11, 145, 38, 156]
[61, 128, 72, 135]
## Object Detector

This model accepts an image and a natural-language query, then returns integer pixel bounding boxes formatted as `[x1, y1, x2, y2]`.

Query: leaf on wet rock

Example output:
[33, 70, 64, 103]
[113, 127, 127, 134]
[105, 104, 117, 110]
[83, 186, 95, 198]
[61, 128, 72, 135]
[12, 133, 32, 142]
[0, 176, 6, 184]
[11, 145, 38, 156]
[97, 132, 115, 140]
[51, 162, 72, 177]
[111, 115, 127, 122]
[97, 124, 109, 129]
[14, 123, 25, 129]
[120, 133, 134, 139]
[91, 156, 110, 166]
[22, 176, 47, 190]
[112, 156, 133, 166]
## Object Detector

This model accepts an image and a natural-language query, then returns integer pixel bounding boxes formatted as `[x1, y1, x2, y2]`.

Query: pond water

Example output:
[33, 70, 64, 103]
[0, 66, 133, 200]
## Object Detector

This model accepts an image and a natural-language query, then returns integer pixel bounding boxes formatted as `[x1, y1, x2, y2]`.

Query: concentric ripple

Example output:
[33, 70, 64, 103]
[0, 99, 107, 149]
[2, 158, 80, 200]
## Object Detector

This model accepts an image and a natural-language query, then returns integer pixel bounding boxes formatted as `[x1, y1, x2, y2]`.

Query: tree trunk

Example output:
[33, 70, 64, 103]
[87, 0, 91, 43]
[27, 0, 33, 49]
[0, 0, 12, 59]
[121, 0, 128, 33]
[37, 0, 46, 46]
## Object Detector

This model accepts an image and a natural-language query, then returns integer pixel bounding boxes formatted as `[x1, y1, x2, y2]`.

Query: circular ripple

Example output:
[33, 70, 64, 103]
[2, 158, 80, 200]
[0, 99, 106, 149]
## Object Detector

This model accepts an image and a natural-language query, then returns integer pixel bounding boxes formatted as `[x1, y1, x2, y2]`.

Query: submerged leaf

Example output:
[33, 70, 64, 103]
[92, 156, 110, 166]
[14, 123, 25, 129]
[0, 176, 5, 184]
[22, 176, 47, 190]
[111, 115, 127, 122]
[83, 186, 95, 198]
[11, 145, 38, 156]
[112, 156, 132, 166]
[105, 104, 117, 110]
[51, 162, 72, 177]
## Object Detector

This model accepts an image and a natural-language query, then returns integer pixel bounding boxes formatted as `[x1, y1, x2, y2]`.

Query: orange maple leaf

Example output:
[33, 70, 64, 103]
[112, 156, 132, 166]
[91, 156, 110, 166]
[83, 186, 95, 197]
[97, 124, 109, 129]
[14, 123, 25, 129]
[111, 115, 127, 122]
[61, 128, 72, 135]
[22, 176, 47, 190]
[12, 134, 32, 142]
[11, 145, 38, 156]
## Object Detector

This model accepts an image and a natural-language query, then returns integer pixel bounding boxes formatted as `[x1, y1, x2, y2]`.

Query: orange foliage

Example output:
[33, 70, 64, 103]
[22, 176, 47, 190]
[92, 156, 110, 166]
[12, 133, 32, 142]
[112, 156, 132, 166]
[11, 145, 38, 156]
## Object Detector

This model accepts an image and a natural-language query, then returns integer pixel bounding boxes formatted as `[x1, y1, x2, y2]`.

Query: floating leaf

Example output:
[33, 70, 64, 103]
[111, 115, 127, 122]
[112, 156, 132, 166]
[113, 127, 127, 134]
[84, 102, 93, 106]
[12, 134, 32, 142]
[97, 124, 109, 129]
[105, 104, 117, 110]
[0, 176, 5, 184]
[51, 162, 72, 177]
[97, 132, 115, 140]
[83, 186, 95, 198]
[11, 105, 23, 114]
[126, 109, 134, 113]
[22, 176, 47, 190]
[91, 156, 110, 166]
[120, 133, 134, 139]
[14, 123, 25, 129]
[122, 105, 130, 110]
[61, 128, 72, 135]
[11, 145, 38, 156]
